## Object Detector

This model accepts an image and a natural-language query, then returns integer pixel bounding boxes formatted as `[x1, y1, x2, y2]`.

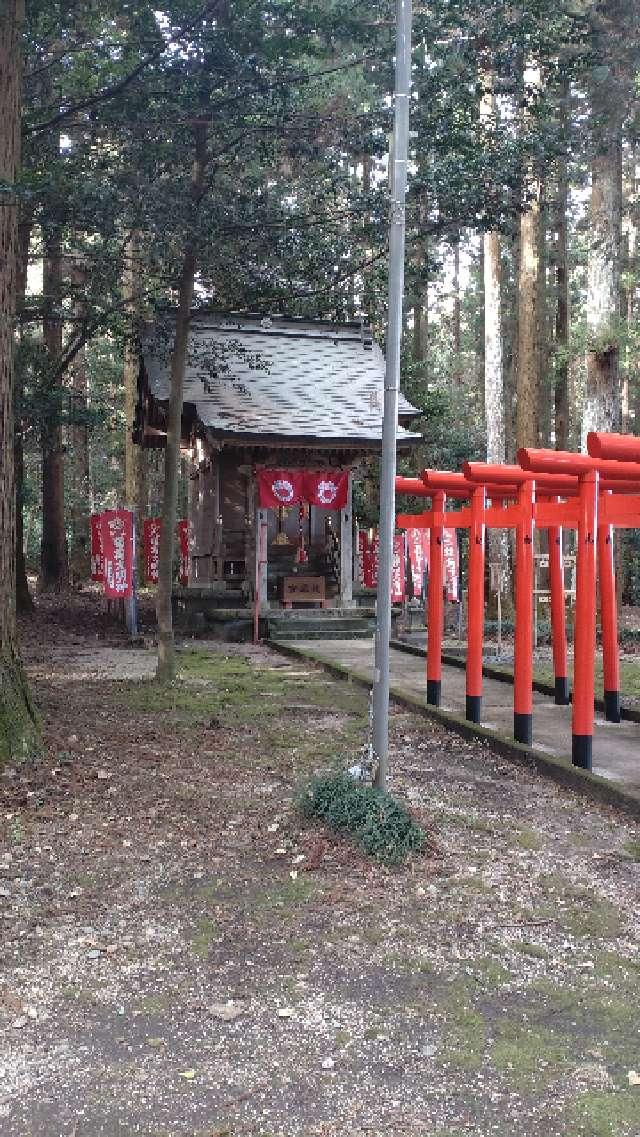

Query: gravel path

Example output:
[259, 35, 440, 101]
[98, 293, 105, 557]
[1, 598, 639, 1136]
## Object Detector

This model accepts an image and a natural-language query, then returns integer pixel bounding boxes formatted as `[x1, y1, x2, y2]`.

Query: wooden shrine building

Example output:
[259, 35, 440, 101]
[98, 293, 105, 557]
[135, 311, 419, 635]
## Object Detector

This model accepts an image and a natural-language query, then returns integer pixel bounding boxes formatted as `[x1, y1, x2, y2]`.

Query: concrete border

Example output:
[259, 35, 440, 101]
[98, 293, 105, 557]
[390, 638, 640, 725]
[269, 639, 640, 823]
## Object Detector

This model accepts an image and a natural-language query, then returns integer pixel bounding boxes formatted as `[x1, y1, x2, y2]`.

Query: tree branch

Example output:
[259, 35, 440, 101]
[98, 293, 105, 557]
[24, 0, 225, 136]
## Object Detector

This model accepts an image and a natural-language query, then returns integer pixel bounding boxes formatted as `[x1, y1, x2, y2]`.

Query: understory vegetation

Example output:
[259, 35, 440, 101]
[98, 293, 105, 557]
[300, 770, 426, 865]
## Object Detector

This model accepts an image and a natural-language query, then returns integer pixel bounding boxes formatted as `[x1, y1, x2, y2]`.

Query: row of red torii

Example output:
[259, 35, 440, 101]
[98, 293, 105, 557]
[395, 432, 640, 772]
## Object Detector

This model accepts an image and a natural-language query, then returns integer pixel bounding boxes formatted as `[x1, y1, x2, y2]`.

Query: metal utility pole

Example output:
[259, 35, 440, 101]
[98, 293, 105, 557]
[372, 0, 413, 791]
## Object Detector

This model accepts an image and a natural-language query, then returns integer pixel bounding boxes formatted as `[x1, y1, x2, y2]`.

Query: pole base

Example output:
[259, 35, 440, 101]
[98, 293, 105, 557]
[514, 712, 533, 746]
[466, 695, 482, 723]
[572, 734, 592, 771]
[554, 677, 570, 706]
[604, 690, 621, 724]
[426, 679, 441, 706]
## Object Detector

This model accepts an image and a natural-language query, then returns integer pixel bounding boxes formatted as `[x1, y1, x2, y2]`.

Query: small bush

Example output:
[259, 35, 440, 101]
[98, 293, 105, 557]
[299, 771, 425, 865]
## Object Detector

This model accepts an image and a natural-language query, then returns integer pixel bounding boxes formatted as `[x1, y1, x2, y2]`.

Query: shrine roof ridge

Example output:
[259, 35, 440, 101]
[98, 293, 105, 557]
[141, 310, 421, 447]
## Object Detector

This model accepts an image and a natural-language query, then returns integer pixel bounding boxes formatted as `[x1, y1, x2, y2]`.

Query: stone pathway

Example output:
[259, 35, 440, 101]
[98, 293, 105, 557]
[285, 637, 640, 793]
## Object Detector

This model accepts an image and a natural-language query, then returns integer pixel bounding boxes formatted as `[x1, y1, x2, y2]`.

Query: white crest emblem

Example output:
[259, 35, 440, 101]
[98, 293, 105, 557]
[317, 479, 338, 505]
[272, 478, 295, 503]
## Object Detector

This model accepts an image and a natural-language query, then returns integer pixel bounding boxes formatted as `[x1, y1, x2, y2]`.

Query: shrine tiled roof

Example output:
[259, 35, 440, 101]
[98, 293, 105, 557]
[141, 312, 421, 448]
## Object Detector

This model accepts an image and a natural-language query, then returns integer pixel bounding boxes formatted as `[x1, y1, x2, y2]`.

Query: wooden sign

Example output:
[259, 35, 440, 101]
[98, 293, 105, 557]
[283, 575, 326, 608]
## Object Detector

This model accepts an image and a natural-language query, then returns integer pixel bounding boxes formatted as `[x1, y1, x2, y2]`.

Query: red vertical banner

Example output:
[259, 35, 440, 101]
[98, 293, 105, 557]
[90, 513, 104, 582]
[442, 528, 459, 601]
[391, 534, 406, 603]
[143, 518, 162, 584]
[369, 531, 380, 587]
[101, 509, 134, 599]
[406, 527, 430, 596]
[361, 530, 379, 588]
[177, 519, 190, 585]
[357, 531, 366, 585]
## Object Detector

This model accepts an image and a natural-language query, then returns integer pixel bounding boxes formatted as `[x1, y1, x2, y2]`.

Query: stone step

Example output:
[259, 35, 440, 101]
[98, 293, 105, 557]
[269, 627, 374, 641]
[267, 614, 375, 641]
[267, 607, 376, 620]
[267, 623, 372, 632]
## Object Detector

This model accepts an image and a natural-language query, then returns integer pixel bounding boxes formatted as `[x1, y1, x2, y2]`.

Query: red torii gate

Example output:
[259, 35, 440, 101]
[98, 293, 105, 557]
[396, 447, 640, 770]
[518, 447, 640, 767]
[397, 467, 579, 741]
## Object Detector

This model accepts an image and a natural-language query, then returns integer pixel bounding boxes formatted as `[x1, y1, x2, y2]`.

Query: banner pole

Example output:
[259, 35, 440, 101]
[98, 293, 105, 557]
[372, 0, 413, 791]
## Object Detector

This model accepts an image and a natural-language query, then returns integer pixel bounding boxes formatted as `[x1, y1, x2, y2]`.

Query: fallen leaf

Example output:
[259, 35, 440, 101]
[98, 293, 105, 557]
[210, 1002, 244, 1022]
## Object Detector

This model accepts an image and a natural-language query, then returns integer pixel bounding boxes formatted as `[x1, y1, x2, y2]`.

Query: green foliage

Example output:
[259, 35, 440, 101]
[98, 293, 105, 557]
[299, 770, 425, 865]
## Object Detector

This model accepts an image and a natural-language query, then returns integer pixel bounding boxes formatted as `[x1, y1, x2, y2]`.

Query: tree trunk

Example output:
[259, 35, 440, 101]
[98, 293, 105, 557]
[452, 233, 462, 384]
[516, 64, 543, 450]
[584, 30, 623, 439]
[484, 231, 505, 467]
[40, 222, 68, 590]
[537, 186, 554, 446]
[156, 125, 207, 682]
[475, 239, 485, 394]
[69, 260, 92, 582]
[0, 0, 41, 759]
[554, 82, 570, 451]
[412, 222, 429, 365]
[15, 429, 33, 614]
[479, 71, 510, 600]
[484, 229, 511, 597]
[15, 206, 34, 612]
[503, 223, 519, 463]
[622, 159, 638, 432]
[361, 154, 375, 318]
[412, 303, 422, 363]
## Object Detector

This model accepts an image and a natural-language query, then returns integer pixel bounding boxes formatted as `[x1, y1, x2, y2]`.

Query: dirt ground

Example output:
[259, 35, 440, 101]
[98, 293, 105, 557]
[2, 594, 640, 1137]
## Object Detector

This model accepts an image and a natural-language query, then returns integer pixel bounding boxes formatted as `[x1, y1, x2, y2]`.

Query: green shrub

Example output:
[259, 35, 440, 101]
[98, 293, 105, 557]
[299, 771, 425, 865]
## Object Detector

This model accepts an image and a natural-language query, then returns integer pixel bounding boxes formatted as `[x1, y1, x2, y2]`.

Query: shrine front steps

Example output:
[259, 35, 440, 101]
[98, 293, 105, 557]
[266, 610, 376, 641]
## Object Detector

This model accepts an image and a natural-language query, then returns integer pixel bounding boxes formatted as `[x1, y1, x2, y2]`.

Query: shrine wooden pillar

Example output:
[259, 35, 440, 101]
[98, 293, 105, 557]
[255, 506, 269, 614]
[340, 470, 354, 608]
[187, 449, 199, 586]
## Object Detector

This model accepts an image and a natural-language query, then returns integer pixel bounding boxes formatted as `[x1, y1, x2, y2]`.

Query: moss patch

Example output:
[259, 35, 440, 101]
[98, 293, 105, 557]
[622, 839, 640, 862]
[516, 826, 544, 851]
[441, 999, 486, 1073]
[0, 648, 41, 764]
[491, 1020, 572, 1089]
[565, 1090, 640, 1136]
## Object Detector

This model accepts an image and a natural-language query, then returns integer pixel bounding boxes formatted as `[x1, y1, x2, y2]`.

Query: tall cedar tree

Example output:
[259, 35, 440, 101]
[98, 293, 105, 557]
[0, 0, 40, 759]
